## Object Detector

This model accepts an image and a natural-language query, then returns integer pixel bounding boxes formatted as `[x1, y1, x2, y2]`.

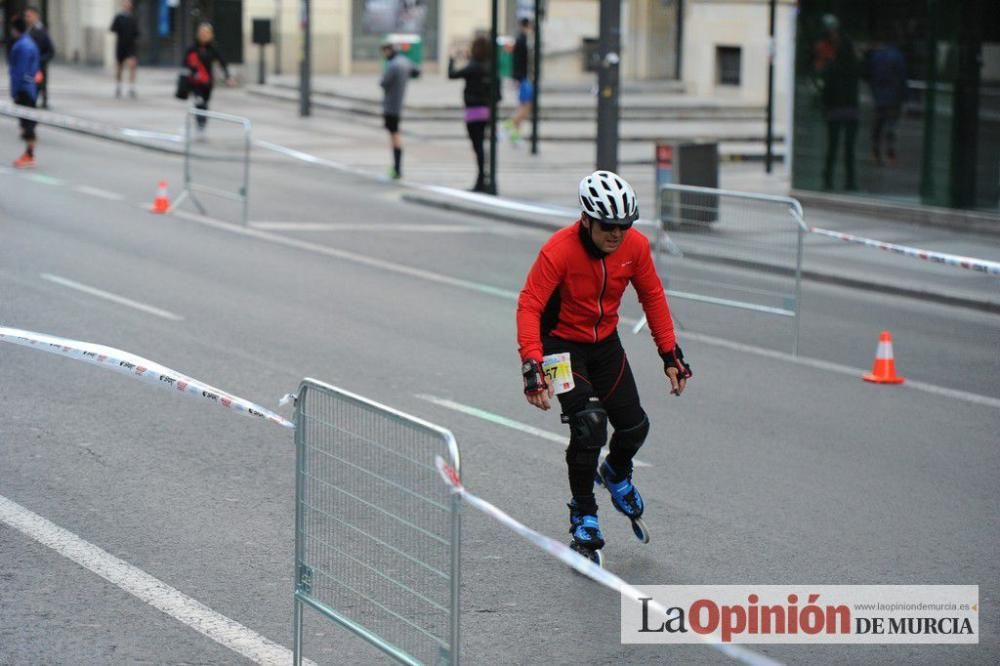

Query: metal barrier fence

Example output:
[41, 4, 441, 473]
[293, 378, 461, 666]
[173, 108, 252, 226]
[655, 184, 807, 355]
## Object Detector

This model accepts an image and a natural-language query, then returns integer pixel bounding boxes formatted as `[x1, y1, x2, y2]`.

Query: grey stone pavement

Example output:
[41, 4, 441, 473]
[2, 64, 998, 312]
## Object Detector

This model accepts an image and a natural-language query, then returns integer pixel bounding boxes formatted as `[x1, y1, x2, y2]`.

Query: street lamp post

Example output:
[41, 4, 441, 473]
[764, 0, 776, 173]
[596, 0, 621, 172]
[299, 0, 311, 117]
[530, 0, 544, 155]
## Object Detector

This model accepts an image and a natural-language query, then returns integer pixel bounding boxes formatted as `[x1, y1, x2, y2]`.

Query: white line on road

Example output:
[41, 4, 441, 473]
[73, 184, 125, 201]
[0, 494, 311, 666]
[26, 173, 64, 186]
[249, 221, 490, 233]
[415, 394, 651, 468]
[168, 208, 520, 300]
[679, 330, 1000, 410]
[162, 208, 1000, 412]
[40, 273, 184, 321]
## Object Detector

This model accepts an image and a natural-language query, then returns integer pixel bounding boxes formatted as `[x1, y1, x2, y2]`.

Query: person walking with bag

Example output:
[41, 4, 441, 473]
[448, 35, 497, 193]
[182, 23, 234, 135]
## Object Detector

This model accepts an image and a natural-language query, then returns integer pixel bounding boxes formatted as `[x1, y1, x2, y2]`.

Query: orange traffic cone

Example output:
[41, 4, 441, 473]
[863, 330, 904, 384]
[151, 180, 171, 214]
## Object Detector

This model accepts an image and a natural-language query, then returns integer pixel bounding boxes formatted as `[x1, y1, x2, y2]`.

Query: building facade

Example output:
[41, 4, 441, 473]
[792, 0, 999, 211]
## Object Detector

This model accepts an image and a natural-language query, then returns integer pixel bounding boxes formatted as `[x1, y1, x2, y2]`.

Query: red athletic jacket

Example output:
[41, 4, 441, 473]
[517, 220, 677, 363]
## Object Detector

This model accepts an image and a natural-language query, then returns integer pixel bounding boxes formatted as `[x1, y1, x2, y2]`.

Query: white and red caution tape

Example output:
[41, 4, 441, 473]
[811, 227, 1000, 276]
[434, 456, 782, 666]
[0, 326, 293, 430]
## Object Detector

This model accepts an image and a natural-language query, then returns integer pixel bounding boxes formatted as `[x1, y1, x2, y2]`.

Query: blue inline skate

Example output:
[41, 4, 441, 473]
[595, 460, 650, 543]
[567, 501, 605, 568]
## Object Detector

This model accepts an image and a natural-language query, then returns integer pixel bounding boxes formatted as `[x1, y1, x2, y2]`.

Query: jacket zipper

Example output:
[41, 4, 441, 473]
[594, 258, 607, 342]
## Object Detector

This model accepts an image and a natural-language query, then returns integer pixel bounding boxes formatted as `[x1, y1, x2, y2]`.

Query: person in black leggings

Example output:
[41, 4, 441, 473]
[448, 35, 498, 193]
[183, 23, 234, 131]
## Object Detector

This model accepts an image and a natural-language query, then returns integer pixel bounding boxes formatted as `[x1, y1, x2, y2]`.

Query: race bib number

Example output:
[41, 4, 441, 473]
[542, 352, 574, 395]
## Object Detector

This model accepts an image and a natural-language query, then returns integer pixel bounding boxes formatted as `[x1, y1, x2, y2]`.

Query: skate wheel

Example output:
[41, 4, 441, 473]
[569, 542, 606, 569]
[631, 517, 650, 544]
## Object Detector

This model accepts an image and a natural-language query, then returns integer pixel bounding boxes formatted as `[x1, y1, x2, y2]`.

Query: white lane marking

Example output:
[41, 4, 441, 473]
[249, 221, 489, 233]
[677, 330, 1000, 410]
[26, 173, 64, 186]
[415, 394, 651, 468]
[0, 494, 312, 666]
[40, 273, 184, 322]
[161, 208, 1000, 412]
[73, 184, 125, 201]
[167, 208, 519, 299]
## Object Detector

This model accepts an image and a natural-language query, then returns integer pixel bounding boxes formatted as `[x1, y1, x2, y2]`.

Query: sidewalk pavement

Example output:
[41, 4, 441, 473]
[3, 64, 998, 313]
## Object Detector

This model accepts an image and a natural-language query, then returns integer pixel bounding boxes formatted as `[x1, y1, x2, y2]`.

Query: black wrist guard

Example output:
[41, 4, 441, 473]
[660, 345, 692, 379]
[521, 359, 547, 395]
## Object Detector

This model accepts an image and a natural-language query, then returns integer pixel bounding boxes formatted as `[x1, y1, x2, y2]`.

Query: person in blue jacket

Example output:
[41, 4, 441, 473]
[8, 15, 40, 168]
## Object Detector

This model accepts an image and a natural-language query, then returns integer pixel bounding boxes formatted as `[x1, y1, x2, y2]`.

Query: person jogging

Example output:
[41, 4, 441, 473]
[379, 38, 417, 180]
[516, 171, 692, 564]
[8, 15, 40, 168]
[110, 0, 140, 98]
[183, 23, 234, 134]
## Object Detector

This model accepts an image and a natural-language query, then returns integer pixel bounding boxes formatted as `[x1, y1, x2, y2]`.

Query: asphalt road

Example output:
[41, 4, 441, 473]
[1, 127, 998, 665]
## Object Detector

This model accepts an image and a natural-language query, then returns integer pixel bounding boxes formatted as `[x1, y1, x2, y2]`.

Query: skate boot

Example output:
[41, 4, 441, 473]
[595, 460, 650, 543]
[567, 501, 605, 568]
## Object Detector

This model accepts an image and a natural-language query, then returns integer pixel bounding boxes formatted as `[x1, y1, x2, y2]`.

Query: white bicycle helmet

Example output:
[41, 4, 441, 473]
[578, 170, 639, 225]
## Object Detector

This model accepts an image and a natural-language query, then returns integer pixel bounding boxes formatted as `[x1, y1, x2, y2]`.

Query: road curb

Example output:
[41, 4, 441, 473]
[403, 189, 1000, 315]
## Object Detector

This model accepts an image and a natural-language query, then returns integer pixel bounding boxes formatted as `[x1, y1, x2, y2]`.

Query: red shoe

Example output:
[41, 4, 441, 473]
[13, 153, 36, 169]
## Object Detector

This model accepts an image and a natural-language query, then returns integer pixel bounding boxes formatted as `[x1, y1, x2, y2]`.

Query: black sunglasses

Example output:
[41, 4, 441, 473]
[594, 219, 633, 232]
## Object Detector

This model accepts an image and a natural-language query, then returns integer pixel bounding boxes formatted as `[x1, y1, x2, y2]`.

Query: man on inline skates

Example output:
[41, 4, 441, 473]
[516, 171, 692, 564]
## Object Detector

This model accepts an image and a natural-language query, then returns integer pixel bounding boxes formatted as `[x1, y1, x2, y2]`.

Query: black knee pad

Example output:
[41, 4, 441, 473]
[564, 403, 608, 465]
[610, 413, 649, 457]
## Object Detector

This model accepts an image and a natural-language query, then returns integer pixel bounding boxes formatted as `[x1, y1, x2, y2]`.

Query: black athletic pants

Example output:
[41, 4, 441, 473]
[193, 85, 213, 128]
[544, 331, 646, 514]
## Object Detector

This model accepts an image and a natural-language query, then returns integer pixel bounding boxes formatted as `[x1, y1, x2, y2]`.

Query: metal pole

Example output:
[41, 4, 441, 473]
[258, 44, 267, 85]
[299, 0, 311, 117]
[530, 1, 543, 155]
[596, 0, 621, 172]
[488, 0, 500, 194]
[448, 493, 461, 666]
[764, 0, 776, 173]
[274, 0, 282, 75]
[675, 0, 684, 80]
[292, 393, 306, 665]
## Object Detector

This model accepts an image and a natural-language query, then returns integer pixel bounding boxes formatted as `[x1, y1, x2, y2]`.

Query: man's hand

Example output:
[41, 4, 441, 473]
[660, 346, 692, 397]
[522, 359, 555, 410]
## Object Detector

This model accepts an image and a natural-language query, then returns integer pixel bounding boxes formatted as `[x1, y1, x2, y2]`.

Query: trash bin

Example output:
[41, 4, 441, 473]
[385, 33, 423, 71]
[581, 37, 600, 72]
[497, 36, 515, 79]
[656, 141, 719, 227]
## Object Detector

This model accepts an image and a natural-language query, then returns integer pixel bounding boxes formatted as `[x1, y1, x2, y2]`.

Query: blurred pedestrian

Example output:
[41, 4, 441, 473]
[183, 23, 234, 135]
[814, 14, 859, 191]
[379, 38, 417, 180]
[24, 6, 54, 109]
[866, 37, 907, 167]
[503, 17, 534, 147]
[7, 15, 40, 168]
[110, 0, 140, 99]
[448, 35, 498, 192]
